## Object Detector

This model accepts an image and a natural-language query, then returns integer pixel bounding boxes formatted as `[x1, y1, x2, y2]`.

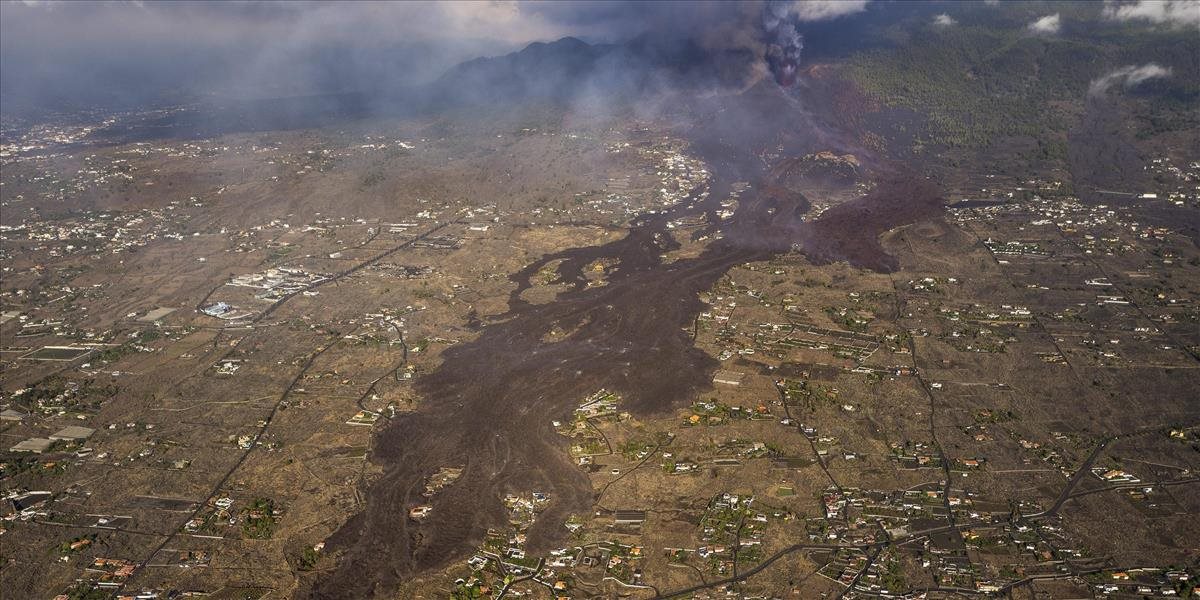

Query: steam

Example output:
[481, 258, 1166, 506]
[771, 0, 871, 22]
[1087, 63, 1172, 97]
[1027, 13, 1062, 34]
[761, 0, 869, 86]
[1102, 0, 1200, 29]
[933, 14, 957, 27]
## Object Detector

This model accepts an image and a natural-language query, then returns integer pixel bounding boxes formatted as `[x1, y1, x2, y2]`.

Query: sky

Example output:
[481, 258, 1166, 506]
[1, 0, 1195, 115]
[1, 1, 566, 110]
[0, 0, 878, 113]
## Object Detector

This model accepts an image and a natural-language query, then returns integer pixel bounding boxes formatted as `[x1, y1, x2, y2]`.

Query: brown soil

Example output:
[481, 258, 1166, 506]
[311, 82, 943, 599]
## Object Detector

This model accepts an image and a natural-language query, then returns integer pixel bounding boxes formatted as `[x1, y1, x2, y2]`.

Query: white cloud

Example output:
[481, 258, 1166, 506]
[933, 13, 956, 27]
[1102, 0, 1200, 29]
[1027, 13, 1061, 34]
[1087, 63, 1173, 96]
[776, 0, 870, 22]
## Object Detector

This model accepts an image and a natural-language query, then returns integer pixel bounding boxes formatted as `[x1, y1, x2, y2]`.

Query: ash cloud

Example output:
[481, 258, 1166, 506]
[1087, 63, 1173, 97]
[6, 0, 1197, 125]
[763, 4, 807, 87]
[0, 1, 570, 115]
[762, 1, 870, 86]
[1, 0, 888, 119]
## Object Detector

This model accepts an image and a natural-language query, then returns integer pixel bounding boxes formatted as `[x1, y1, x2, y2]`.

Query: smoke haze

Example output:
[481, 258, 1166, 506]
[3, 0, 1193, 126]
[1, 1, 883, 117]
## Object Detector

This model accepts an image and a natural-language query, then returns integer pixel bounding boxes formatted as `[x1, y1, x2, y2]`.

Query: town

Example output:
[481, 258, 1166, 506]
[3, 2, 1200, 597]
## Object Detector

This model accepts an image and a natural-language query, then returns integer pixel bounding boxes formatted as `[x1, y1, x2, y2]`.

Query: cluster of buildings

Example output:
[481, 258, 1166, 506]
[551, 138, 712, 225]
[0, 107, 129, 160]
[693, 492, 785, 575]
[0, 204, 191, 260]
[226, 266, 329, 301]
[1144, 156, 1200, 207]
